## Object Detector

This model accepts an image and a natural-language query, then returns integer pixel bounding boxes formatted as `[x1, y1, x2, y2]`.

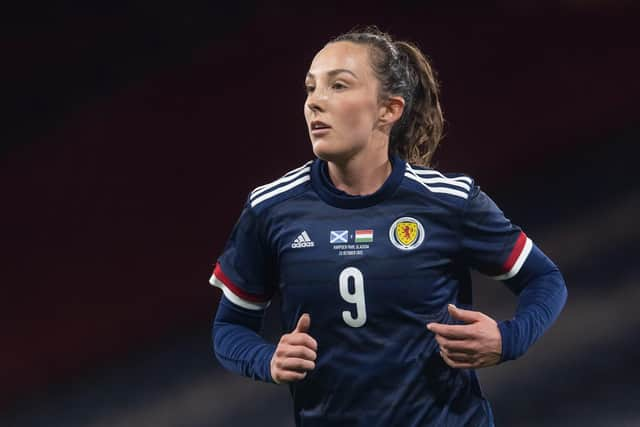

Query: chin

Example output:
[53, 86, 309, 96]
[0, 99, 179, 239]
[311, 139, 338, 161]
[311, 137, 352, 162]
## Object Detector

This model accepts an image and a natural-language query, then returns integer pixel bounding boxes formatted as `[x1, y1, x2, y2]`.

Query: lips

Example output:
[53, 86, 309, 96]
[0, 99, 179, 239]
[310, 120, 331, 130]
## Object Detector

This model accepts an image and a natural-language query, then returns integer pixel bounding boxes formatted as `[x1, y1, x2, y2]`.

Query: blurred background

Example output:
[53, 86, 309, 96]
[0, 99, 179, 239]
[2, 1, 639, 426]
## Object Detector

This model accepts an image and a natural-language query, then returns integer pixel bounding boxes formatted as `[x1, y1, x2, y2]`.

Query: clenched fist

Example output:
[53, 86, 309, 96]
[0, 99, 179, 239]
[270, 313, 318, 384]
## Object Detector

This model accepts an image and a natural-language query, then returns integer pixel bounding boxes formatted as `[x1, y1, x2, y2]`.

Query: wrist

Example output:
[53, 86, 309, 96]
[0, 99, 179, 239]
[267, 344, 278, 383]
[497, 320, 515, 362]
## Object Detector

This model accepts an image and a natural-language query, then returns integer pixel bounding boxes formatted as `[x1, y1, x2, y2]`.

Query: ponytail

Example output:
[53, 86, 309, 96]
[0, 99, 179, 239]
[392, 42, 443, 167]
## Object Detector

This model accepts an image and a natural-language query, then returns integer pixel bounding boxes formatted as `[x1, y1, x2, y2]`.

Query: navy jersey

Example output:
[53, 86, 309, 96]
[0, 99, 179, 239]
[210, 155, 535, 426]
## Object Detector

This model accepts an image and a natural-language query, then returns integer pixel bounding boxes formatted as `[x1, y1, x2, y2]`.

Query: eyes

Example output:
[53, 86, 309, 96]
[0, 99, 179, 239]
[304, 81, 348, 94]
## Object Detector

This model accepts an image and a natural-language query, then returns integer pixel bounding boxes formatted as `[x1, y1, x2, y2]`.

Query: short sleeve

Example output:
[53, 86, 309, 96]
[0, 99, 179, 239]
[209, 200, 275, 310]
[460, 186, 533, 281]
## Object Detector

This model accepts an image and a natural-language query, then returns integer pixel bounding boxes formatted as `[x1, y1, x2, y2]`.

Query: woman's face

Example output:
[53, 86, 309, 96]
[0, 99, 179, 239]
[304, 41, 383, 162]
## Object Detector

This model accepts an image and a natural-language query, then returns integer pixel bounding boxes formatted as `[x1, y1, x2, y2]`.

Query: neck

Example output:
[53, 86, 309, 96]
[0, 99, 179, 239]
[326, 150, 392, 196]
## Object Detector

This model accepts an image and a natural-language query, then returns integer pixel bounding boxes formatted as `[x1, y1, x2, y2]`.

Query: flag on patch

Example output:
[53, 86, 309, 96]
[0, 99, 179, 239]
[355, 229, 373, 243]
[330, 230, 348, 244]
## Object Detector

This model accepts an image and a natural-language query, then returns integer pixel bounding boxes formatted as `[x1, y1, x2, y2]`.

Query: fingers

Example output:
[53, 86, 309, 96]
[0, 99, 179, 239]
[439, 344, 475, 362]
[447, 304, 484, 323]
[276, 357, 316, 372]
[434, 334, 475, 355]
[429, 315, 477, 369]
[427, 323, 473, 340]
[283, 332, 318, 351]
[430, 327, 476, 369]
[444, 352, 474, 364]
[272, 314, 318, 385]
[276, 343, 317, 361]
[276, 370, 308, 383]
[440, 350, 474, 369]
[271, 342, 317, 384]
[288, 314, 317, 349]
[429, 307, 502, 370]
[294, 313, 311, 333]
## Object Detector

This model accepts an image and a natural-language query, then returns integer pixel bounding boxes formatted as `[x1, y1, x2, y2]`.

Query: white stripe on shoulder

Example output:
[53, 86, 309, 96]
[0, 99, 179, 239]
[209, 274, 270, 310]
[405, 173, 469, 199]
[490, 238, 533, 281]
[250, 174, 311, 207]
[410, 175, 471, 191]
[412, 168, 473, 185]
[251, 161, 313, 200]
[405, 165, 469, 199]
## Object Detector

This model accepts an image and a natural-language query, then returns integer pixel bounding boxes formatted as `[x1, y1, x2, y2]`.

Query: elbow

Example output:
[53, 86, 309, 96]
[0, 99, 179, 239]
[540, 267, 568, 323]
[211, 318, 220, 359]
[548, 266, 568, 304]
[212, 316, 227, 362]
[557, 270, 568, 310]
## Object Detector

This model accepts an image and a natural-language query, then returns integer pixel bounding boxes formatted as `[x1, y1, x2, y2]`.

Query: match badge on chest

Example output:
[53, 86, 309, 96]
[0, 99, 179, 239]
[330, 228, 373, 256]
[389, 217, 425, 250]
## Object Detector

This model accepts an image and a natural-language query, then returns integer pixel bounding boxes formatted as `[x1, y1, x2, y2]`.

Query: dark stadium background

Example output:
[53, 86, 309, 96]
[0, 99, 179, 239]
[2, 2, 639, 426]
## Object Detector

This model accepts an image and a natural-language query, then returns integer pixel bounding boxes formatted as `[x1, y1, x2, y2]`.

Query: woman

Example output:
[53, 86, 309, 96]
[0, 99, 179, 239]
[210, 27, 567, 426]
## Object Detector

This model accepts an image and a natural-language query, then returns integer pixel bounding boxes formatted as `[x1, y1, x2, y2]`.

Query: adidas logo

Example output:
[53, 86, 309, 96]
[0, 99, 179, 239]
[291, 231, 315, 248]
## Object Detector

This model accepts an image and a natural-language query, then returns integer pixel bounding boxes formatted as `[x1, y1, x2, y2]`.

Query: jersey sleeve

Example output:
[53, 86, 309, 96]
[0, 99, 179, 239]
[460, 185, 568, 362]
[460, 185, 532, 283]
[209, 199, 276, 310]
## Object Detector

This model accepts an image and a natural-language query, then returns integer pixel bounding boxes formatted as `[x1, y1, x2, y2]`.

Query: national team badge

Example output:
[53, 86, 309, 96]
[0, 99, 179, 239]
[389, 217, 425, 250]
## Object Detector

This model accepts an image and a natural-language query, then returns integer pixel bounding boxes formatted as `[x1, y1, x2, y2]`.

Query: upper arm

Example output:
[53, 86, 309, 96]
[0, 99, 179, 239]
[210, 201, 276, 310]
[460, 186, 548, 292]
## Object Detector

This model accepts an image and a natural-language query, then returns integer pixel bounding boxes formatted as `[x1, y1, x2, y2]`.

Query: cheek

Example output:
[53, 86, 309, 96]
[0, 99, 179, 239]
[303, 104, 311, 124]
[337, 97, 377, 132]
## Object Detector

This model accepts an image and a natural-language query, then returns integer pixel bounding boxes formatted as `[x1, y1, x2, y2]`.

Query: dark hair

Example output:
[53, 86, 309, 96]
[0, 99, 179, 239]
[330, 26, 444, 167]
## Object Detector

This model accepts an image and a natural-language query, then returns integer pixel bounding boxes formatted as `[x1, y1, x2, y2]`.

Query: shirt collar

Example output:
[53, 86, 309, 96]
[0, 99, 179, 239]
[310, 154, 405, 209]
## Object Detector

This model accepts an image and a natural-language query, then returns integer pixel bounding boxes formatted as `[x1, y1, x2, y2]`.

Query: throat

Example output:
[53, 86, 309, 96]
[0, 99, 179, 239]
[327, 157, 392, 196]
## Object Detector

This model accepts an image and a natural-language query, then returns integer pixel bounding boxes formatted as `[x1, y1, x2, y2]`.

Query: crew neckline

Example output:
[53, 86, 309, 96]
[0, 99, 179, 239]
[310, 155, 405, 209]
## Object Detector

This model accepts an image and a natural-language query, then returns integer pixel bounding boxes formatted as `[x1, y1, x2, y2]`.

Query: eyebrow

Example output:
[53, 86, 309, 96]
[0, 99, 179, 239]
[306, 69, 358, 79]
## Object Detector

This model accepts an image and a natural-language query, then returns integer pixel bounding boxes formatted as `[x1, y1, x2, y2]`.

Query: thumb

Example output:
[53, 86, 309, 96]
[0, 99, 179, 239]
[448, 304, 481, 323]
[294, 313, 311, 333]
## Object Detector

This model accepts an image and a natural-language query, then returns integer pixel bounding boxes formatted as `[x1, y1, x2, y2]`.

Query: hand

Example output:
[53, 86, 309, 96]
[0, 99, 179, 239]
[270, 313, 318, 384]
[427, 304, 502, 369]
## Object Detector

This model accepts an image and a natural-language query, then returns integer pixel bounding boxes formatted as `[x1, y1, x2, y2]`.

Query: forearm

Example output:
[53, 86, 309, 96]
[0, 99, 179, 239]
[498, 245, 568, 362]
[212, 295, 276, 382]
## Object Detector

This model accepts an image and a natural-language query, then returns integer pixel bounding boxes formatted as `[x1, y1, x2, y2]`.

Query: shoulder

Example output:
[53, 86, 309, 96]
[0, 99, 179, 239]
[402, 163, 477, 205]
[246, 160, 314, 214]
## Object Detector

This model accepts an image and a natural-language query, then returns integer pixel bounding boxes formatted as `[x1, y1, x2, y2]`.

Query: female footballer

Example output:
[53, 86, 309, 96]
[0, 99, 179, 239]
[210, 27, 567, 426]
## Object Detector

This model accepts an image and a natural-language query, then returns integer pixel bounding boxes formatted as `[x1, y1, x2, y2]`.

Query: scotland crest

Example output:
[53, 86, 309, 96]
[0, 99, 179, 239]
[389, 217, 425, 250]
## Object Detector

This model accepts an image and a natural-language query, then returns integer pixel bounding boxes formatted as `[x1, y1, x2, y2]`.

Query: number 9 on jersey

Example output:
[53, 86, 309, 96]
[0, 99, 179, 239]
[339, 267, 367, 328]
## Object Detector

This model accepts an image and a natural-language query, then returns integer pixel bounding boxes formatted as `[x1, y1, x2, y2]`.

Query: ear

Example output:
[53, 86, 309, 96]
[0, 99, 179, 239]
[378, 96, 405, 127]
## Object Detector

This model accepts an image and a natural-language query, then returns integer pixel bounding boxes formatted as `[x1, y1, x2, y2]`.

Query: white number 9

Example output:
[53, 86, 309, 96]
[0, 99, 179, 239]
[339, 267, 367, 328]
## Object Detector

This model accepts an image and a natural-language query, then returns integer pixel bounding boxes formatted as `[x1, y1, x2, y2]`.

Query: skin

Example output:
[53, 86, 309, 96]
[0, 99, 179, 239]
[270, 41, 502, 384]
[428, 304, 502, 369]
[270, 314, 317, 384]
[303, 41, 404, 196]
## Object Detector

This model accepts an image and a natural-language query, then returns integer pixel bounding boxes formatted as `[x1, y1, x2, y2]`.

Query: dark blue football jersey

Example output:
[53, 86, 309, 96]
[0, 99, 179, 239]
[210, 155, 534, 426]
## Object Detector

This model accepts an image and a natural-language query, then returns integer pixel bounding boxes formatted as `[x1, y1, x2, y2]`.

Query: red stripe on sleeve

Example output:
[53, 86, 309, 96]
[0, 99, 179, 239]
[502, 231, 527, 273]
[213, 262, 271, 303]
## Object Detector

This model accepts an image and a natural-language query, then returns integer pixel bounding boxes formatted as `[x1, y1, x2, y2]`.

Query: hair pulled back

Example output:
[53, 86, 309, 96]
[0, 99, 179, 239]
[330, 26, 444, 167]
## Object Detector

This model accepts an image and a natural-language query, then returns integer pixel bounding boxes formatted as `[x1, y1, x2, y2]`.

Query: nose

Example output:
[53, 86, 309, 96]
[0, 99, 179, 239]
[306, 90, 327, 114]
